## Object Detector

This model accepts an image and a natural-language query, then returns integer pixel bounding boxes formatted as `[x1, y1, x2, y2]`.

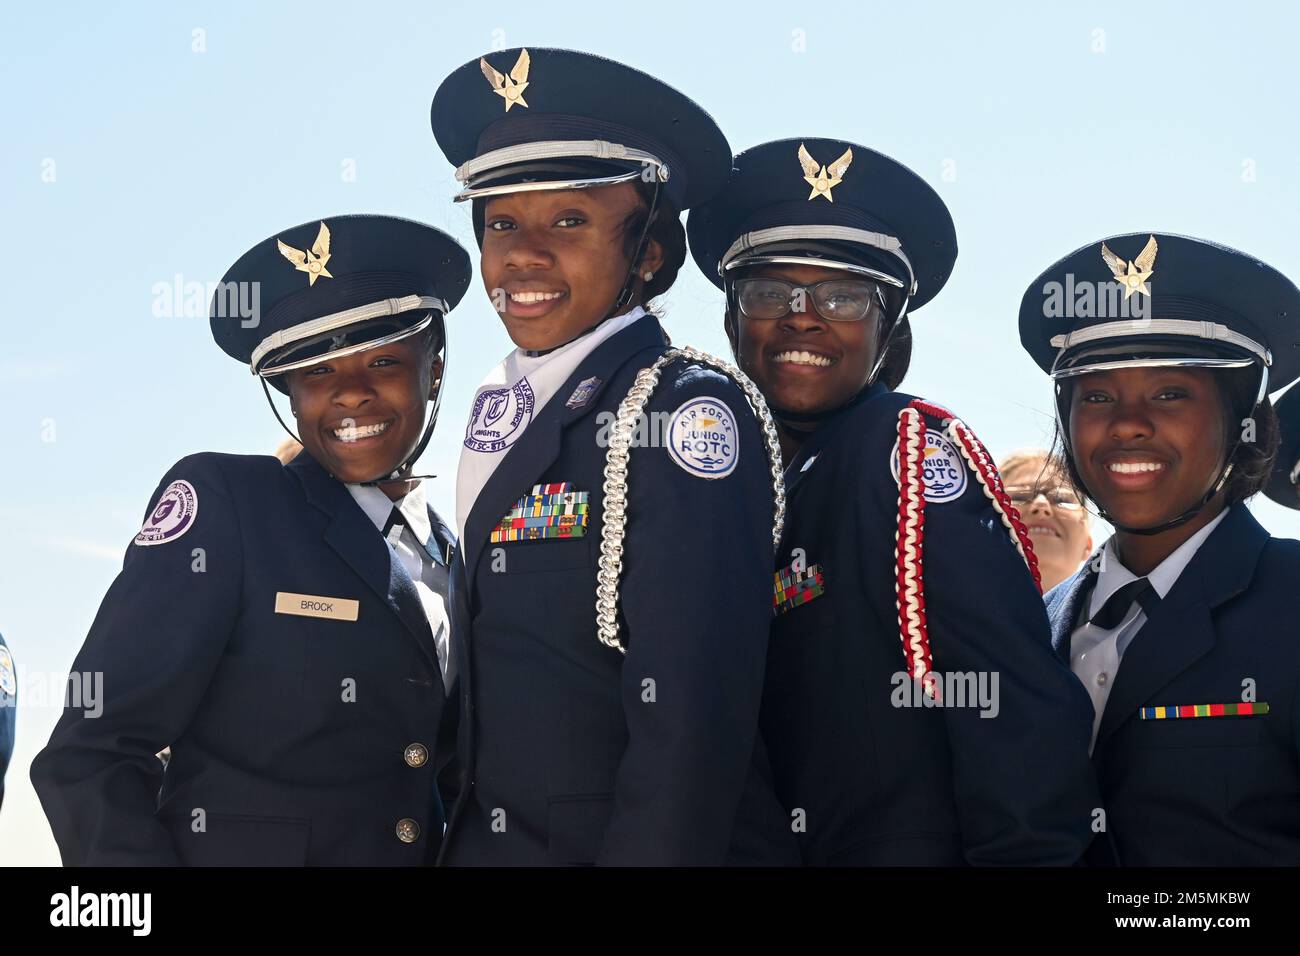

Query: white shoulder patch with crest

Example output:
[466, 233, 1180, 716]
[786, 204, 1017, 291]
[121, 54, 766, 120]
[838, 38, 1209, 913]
[666, 396, 739, 479]
[134, 479, 199, 546]
[890, 431, 967, 502]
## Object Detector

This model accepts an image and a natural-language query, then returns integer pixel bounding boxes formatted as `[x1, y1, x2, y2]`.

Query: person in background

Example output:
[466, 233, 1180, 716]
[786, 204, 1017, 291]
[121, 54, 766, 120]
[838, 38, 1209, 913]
[999, 449, 1093, 591]
[1264, 385, 1300, 510]
[273, 438, 304, 465]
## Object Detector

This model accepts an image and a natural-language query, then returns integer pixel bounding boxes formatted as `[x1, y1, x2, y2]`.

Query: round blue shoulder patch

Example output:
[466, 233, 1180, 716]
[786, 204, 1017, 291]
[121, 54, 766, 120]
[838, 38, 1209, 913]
[666, 396, 739, 479]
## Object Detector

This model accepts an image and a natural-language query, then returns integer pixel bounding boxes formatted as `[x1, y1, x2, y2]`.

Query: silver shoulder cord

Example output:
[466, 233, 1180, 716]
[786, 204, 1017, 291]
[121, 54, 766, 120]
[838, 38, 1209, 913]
[595, 346, 787, 654]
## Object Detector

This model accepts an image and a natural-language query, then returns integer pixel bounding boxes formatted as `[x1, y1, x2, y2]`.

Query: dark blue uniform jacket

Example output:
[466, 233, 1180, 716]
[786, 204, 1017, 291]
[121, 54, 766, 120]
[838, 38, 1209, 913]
[32, 451, 454, 865]
[1046, 503, 1300, 866]
[762, 384, 1099, 865]
[440, 313, 796, 866]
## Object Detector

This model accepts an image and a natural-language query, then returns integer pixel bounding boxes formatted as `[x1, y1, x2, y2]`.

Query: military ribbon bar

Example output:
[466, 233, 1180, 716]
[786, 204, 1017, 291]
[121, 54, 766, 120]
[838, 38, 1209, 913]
[1140, 702, 1270, 720]
[491, 482, 590, 543]
[772, 562, 825, 615]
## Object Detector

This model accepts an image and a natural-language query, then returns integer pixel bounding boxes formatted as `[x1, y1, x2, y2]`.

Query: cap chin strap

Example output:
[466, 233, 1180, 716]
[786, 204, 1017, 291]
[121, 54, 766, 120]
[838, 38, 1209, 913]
[1054, 361, 1265, 536]
[260, 330, 449, 489]
[1096, 466, 1233, 536]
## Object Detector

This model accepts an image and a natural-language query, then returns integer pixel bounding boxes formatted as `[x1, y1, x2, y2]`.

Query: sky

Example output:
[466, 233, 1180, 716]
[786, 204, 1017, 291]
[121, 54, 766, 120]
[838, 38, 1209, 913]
[2, 1, 1299, 865]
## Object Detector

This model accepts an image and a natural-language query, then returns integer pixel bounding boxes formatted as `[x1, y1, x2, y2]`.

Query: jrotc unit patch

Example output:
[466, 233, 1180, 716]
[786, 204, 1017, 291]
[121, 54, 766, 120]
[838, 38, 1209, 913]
[666, 396, 739, 479]
[134, 479, 199, 547]
[465, 379, 536, 453]
[491, 482, 589, 542]
[772, 561, 825, 615]
[890, 431, 967, 503]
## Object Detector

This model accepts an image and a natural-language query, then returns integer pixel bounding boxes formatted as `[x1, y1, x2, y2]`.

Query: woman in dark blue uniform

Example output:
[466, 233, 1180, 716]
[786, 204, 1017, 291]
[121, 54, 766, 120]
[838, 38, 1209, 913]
[687, 138, 1100, 865]
[1022, 232, 1300, 865]
[31, 215, 472, 865]
[1265, 385, 1300, 511]
[0, 633, 14, 813]
[430, 48, 792, 865]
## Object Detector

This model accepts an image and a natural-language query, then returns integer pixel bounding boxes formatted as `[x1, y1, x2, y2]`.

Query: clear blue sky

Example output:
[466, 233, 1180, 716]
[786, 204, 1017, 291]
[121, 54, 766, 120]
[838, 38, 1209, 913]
[3, 1, 1298, 864]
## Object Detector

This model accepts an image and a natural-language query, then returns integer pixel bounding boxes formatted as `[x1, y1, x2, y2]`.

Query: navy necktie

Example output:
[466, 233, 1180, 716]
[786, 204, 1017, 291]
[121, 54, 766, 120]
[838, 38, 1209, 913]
[1089, 577, 1159, 630]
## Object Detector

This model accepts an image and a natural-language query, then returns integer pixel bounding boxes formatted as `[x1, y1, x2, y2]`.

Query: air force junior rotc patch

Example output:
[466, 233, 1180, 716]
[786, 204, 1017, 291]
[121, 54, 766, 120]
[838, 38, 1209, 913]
[890, 431, 967, 502]
[134, 479, 199, 546]
[666, 397, 739, 479]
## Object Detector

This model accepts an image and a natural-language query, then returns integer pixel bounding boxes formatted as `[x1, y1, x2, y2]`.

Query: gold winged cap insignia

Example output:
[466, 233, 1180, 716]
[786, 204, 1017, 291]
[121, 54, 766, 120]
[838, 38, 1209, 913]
[276, 222, 333, 286]
[798, 143, 852, 201]
[480, 48, 530, 111]
[1100, 234, 1157, 299]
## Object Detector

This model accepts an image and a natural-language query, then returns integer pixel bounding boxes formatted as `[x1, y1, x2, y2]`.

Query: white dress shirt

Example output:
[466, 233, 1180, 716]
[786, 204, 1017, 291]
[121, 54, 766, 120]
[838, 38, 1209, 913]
[347, 481, 455, 693]
[455, 306, 646, 535]
[1070, 509, 1228, 751]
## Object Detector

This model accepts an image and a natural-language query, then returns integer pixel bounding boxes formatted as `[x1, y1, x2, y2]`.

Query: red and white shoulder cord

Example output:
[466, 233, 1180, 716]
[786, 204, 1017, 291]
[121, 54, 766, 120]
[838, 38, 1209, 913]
[894, 398, 1043, 699]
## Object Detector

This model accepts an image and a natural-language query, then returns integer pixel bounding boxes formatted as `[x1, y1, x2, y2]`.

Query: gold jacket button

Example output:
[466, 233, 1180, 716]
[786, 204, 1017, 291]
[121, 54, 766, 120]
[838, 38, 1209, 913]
[396, 818, 421, 844]
[404, 743, 429, 768]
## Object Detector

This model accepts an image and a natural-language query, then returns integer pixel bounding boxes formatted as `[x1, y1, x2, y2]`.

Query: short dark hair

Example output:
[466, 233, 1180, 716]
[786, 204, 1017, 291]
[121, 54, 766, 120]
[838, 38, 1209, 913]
[877, 315, 912, 390]
[1049, 367, 1279, 511]
[622, 179, 686, 304]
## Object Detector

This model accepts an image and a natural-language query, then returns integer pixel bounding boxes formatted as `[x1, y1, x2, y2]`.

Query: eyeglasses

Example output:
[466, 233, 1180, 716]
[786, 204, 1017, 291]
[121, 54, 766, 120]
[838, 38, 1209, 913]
[733, 277, 884, 323]
[1004, 485, 1084, 511]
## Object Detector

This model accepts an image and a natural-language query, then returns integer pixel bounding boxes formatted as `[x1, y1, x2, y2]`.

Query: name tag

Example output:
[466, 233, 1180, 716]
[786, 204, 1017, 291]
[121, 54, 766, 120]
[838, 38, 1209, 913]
[274, 592, 359, 622]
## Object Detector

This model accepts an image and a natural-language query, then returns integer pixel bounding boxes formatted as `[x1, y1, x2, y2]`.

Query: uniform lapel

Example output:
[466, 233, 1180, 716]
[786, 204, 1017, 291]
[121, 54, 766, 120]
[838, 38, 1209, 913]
[1047, 566, 1094, 664]
[1095, 505, 1268, 747]
[460, 315, 667, 591]
[287, 453, 440, 674]
[781, 383, 887, 498]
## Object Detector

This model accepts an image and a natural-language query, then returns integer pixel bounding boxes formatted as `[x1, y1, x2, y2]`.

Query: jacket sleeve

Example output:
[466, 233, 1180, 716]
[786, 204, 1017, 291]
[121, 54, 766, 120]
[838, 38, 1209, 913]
[866, 404, 1100, 865]
[0, 635, 14, 812]
[596, 368, 775, 864]
[30, 455, 244, 865]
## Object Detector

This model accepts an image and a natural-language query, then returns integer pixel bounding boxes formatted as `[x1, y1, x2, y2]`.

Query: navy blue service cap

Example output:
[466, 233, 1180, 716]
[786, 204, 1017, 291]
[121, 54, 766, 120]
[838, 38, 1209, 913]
[1019, 232, 1300, 394]
[685, 138, 957, 312]
[210, 214, 472, 393]
[1266, 384, 1300, 509]
[431, 47, 731, 211]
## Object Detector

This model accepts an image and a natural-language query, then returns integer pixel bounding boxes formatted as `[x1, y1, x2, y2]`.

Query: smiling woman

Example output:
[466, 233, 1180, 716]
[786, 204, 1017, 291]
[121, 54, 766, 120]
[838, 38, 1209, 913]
[429, 47, 792, 867]
[1022, 231, 1300, 866]
[286, 324, 443, 499]
[30, 215, 473, 865]
[685, 138, 1100, 866]
[998, 448, 1092, 592]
